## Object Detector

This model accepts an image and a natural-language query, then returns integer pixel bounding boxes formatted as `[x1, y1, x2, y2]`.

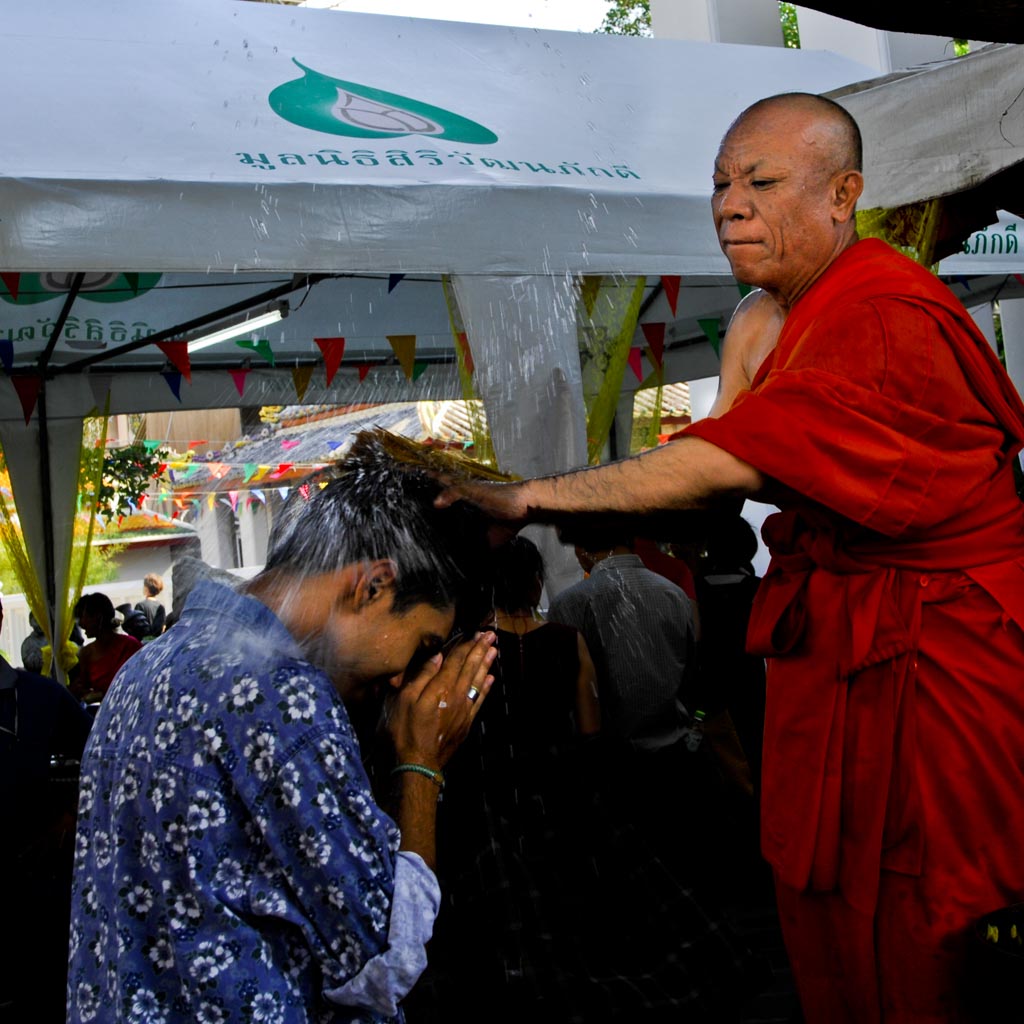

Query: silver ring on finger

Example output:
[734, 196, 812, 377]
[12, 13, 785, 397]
[466, 686, 480, 703]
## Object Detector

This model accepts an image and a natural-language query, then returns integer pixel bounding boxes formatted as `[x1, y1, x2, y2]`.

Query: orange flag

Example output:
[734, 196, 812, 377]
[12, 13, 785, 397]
[387, 335, 417, 380]
[292, 365, 314, 402]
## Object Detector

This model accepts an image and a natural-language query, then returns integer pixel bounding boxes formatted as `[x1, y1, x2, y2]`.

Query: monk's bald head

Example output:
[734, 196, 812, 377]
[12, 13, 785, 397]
[725, 93, 862, 176]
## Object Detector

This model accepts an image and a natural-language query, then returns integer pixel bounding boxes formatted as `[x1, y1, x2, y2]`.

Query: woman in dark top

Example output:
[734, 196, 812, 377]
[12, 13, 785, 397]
[409, 538, 766, 1024]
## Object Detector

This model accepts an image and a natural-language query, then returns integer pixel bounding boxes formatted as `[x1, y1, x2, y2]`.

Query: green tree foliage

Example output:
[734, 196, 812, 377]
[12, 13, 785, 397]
[598, 0, 652, 37]
[598, 0, 800, 47]
[779, 3, 800, 47]
[96, 443, 164, 517]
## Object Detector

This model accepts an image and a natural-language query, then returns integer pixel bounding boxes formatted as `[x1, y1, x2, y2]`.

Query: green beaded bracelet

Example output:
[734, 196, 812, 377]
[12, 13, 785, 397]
[391, 762, 445, 790]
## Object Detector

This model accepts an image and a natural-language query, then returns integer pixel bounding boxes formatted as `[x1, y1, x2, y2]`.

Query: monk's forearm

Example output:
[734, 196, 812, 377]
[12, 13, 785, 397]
[521, 437, 763, 518]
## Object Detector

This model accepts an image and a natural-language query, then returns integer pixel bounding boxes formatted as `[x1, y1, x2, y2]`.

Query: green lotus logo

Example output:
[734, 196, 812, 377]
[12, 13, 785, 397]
[269, 60, 498, 144]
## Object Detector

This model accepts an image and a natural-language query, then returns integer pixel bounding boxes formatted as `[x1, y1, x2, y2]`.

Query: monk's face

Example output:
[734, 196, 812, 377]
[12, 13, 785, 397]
[711, 105, 857, 309]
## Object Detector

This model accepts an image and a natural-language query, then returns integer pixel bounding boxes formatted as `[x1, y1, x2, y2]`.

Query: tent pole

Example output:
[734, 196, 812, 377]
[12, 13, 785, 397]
[36, 274, 84, 648]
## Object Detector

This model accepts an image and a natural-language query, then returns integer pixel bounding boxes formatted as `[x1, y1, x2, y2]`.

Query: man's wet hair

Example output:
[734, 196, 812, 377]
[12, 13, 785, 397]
[730, 91, 863, 172]
[262, 435, 492, 632]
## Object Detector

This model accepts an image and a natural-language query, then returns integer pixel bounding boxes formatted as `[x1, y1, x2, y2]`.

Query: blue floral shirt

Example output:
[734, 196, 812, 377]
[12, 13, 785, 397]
[68, 581, 404, 1024]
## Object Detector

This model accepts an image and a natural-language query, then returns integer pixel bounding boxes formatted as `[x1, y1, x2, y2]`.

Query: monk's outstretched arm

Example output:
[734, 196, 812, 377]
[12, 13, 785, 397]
[437, 435, 764, 523]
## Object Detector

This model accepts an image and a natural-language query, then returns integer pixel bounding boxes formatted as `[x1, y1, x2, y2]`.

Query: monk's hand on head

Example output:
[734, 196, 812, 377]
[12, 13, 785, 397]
[387, 632, 497, 770]
[434, 478, 530, 522]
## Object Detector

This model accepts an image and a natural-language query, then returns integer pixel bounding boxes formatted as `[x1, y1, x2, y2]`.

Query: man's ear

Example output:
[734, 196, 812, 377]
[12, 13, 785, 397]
[353, 559, 398, 608]
[831, 170, 864, 224]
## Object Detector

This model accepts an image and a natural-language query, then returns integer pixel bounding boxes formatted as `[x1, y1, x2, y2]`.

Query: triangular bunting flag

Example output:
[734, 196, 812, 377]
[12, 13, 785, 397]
[278, 487, 291, 502]
[251, 489, 266, 505]
[627, 347, 644, 382]
[157, 341, 192, 382]
[661, 275, 681, 316]
[161, 371, 183, 402]
[0, 273, 21, 301]
[357, 363, 372, 382]
[207, 492, 217, 510]
[579, 276, 603, 319]
[143, 439, 162, 452]
[387, 335, 417, 380]
[292, 365, 314, 402]
[208, 463, 231, 480]
[640, 322, 666, 367]
[0, 340, 13, 374]
[281, 439, 300, 451]
[326, 441, 343, 451]
[187, 440, 208, 449]
[698, 317, 722, 358]
[229, 369, 249, 397]
[737, 282, 753, 299]
[253, 465, 271, 482]
[1014, 273, 1024, 288]
[951, 275, 971, 291]
[315, 337, 346, 386]
[227, 490, 240, 512]
[236, 337, 275, 366]
[11, 376, 42, 424]
[243, 463, 257, 483]
[388, 273, 405, 293]
[456, 331, 475, 375]
[271, 463, 293, 480]
[412, 361, 428, 382]
[124, 273, 141, 296]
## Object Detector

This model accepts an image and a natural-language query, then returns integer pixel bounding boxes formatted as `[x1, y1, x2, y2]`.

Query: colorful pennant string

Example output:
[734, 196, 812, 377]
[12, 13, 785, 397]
[161, 371, 183, 402]
[156, 341, 192, 382]
[660, 275, 681, 316]
[698, 317, 722, 357]
[292, 365, 314, 402]
[640, 322, 666, 368]
[314, 337, 346, 387]
[387, 335, 417, 380]
[11, 375, 42, 424]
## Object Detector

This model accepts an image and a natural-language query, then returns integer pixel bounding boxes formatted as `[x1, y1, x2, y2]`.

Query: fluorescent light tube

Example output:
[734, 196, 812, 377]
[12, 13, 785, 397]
[187, 307, 285, 353]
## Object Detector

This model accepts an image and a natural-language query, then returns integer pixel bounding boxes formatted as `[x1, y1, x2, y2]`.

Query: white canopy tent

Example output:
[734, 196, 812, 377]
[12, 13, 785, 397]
[0, 0, 880, 639]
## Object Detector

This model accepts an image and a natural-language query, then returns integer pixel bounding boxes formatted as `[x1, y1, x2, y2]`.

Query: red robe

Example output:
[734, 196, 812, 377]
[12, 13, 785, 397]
[686, 239, 1024, 1022]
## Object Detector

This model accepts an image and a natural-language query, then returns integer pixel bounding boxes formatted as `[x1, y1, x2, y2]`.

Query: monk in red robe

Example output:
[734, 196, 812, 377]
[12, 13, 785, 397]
[440, 92, 1024, 1022]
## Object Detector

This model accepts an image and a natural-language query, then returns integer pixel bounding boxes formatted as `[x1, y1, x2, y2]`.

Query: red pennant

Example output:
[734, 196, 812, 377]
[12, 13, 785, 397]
[640, 322, 666, 367]
[660, 275, 681, 316]
[627, 347, 644, 381]
[1015, 273, 1024, 288]
[357, 363, 372, 382]
[0, 273, 21, 301]
[229, 369, 249, 397]
[11, 375, 42, 424]
[157, 341, 192, 382]
[271, 463, 293, 480]
[456, 331, 475, 375]
[315, 337, 346, 386]
[187, 440, 208, 449]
